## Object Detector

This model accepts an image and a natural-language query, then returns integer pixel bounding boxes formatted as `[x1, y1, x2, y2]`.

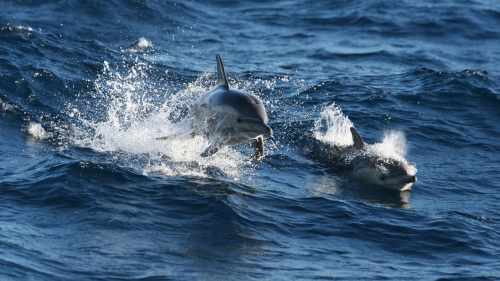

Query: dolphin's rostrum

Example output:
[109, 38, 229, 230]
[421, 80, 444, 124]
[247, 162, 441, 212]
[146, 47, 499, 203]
[191, 54, 273, 163]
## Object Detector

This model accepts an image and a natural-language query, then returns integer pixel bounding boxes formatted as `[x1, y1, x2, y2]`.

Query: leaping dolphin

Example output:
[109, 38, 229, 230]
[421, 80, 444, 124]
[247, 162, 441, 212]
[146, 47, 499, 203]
[306, 127, 417, 191]
[190, 54, 273, 163]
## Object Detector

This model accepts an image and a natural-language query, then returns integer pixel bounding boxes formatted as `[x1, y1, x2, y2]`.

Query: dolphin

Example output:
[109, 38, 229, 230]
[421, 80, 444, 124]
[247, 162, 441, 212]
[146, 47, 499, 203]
[189, 54, 273, 163]
[305, 127, 417, 191]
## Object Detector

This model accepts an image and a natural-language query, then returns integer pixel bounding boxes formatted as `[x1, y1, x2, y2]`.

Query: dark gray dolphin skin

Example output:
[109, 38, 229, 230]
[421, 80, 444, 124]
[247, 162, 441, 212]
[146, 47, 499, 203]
[306, 127, 417, 191]
[191, 54, 272, 163]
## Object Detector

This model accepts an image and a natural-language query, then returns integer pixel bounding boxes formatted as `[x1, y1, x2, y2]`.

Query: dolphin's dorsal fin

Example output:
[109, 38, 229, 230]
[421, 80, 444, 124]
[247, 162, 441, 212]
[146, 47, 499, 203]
[216, 54, 229, 89]
[350, 127, 366, 149]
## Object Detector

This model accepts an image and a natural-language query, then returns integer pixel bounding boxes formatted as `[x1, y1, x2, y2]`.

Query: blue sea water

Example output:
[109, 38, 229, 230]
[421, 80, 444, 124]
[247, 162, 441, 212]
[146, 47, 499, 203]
[1, 0, 500, 280]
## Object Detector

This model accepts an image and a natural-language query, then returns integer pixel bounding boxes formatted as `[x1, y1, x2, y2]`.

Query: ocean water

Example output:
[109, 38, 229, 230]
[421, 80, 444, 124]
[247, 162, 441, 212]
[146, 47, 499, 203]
[1, 0, 499, 280]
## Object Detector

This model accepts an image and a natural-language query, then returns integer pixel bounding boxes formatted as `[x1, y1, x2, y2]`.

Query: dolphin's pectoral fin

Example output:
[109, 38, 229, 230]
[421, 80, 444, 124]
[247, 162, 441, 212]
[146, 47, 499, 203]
[201, 135, 223, 157]
[156, 134, 184, 140]
[350, 127, 366, 149]
[157, 129, 198, 140]
[201, 144, 219, 157]
[253, 136, 265, 164]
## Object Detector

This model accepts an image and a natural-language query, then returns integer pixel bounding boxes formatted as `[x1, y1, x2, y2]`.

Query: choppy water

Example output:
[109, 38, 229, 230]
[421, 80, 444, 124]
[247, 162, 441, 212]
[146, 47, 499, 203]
[1, 0, 500, 280]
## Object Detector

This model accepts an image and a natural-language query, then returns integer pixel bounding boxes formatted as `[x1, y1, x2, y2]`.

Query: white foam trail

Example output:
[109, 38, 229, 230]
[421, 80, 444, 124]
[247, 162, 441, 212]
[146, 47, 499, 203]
[69, 61, 249, 179]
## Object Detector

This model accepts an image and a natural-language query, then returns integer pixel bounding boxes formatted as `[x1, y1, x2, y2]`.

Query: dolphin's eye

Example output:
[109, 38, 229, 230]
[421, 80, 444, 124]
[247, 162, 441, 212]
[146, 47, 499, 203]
[237, 118, 242, 123]
[380, 176, 386, 180]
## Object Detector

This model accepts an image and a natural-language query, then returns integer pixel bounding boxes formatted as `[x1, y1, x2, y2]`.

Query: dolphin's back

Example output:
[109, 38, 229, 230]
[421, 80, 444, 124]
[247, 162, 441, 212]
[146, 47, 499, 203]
[201, 84, 268, 123]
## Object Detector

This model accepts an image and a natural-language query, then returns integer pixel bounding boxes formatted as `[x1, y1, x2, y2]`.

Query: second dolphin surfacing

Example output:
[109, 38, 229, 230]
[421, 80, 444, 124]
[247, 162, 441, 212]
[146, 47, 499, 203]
[190, 54, 272, 163]
[306, 127, 417, 191]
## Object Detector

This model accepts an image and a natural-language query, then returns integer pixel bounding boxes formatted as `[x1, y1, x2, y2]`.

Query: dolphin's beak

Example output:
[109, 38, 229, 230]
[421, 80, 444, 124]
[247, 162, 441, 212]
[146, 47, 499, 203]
[240, 117, 273, 136]
[253, 122, 273, 136]
[384, 174, 417, 184]
[400, 175, 417, 183]
[263, 123, 273, 136]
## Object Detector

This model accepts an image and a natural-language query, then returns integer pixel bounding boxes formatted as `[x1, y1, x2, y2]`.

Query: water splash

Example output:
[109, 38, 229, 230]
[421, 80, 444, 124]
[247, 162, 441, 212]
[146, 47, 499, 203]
[123, 37, 153, 52]
[68, 60, 249, 179]
[136, 37, 152, 49]
[27, 122, 53, 140]
[0, 23, 33, 32]
[369, 131, 417, 175]
[313, 103, 354, 146]
[371, 130, 407, 160]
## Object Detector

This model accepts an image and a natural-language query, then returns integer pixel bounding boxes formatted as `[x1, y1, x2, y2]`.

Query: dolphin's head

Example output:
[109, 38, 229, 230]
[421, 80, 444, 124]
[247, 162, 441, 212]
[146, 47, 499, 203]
[237, 116, 273, 136]
[352, 156, 417, 191]
[225, 89, 273, 136]
[374, 158, 417, 191]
